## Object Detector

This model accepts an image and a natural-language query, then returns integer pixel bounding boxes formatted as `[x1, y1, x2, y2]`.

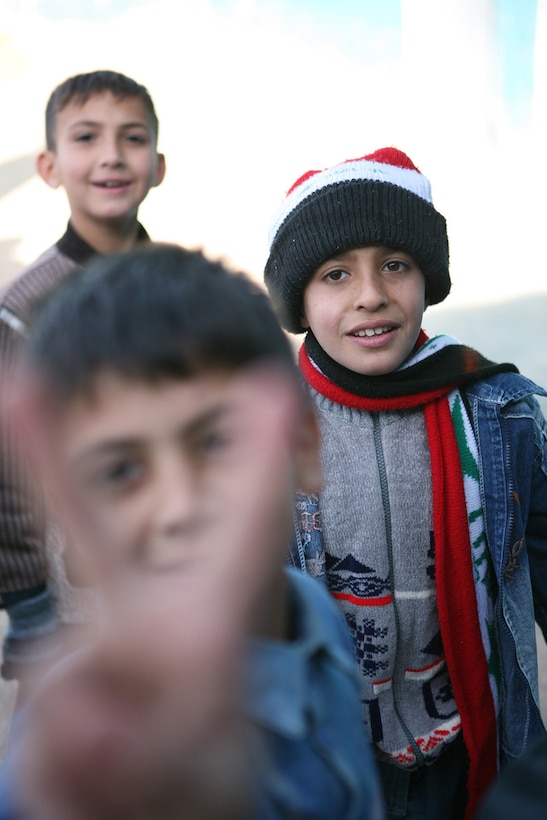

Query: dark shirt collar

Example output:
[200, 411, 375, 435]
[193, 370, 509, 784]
[56, 221, 150, 266]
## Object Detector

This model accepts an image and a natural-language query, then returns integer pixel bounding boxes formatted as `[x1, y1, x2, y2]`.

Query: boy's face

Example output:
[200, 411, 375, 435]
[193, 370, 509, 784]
[39, 367, 320, 582]
[302, 245, 426, 376]
[37, 92, 165, 239]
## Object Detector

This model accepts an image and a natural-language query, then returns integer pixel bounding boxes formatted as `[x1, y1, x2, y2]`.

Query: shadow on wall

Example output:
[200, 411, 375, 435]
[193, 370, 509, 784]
[0, 238, 27, 289]
[0, 153, 38, 289]
[0, 153, 37, 199]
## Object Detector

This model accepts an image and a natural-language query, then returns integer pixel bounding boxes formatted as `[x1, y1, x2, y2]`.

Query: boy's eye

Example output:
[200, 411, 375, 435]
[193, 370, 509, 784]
[189, 416, 245, 464]
[74, 132, 95, 143]
[383, 259, 410, 273]
[125, 132, 148, 145]
[195, 430, 231, 458]
[94, 459, 143, 492]
[324, 269, 349, 282]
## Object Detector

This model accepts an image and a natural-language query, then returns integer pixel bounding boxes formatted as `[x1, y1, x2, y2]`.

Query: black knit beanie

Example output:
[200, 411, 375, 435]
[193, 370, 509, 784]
[264, 147, 451, 334]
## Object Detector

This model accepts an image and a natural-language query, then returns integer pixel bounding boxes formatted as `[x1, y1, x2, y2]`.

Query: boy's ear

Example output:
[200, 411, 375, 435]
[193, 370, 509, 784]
[37, 151, 61, 189]
[153, 153, 166, 188]
[300, 300, 310, 329]
[294, 398, 322, 495]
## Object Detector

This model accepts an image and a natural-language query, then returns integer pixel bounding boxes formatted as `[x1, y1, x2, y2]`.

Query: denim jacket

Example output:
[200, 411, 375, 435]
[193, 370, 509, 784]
[291, 371, 547, 767]
[247, 568, 384, 819]
[464, 372, 547, 761]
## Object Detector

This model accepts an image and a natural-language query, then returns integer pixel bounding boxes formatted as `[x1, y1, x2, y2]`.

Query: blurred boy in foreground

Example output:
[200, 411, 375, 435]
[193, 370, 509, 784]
[0, 244, 383, 819]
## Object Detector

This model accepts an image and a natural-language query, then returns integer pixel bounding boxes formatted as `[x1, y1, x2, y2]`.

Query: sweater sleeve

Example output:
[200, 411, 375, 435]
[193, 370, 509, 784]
[0, 317, 49, 593]
[0, 243, 80, 598]
[0, 315, 59, 679]
[0, 242, 95, 679]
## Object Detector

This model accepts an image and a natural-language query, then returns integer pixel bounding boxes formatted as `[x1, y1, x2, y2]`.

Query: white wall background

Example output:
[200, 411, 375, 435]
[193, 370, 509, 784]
[0, 0, 544, 310]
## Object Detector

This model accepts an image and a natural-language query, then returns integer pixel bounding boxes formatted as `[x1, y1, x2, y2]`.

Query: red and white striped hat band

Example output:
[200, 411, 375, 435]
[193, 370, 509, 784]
[264, 147, 451, 334]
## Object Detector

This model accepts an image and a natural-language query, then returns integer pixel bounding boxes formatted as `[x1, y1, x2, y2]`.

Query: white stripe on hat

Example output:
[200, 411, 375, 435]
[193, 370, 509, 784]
[268, 157, 433, 248]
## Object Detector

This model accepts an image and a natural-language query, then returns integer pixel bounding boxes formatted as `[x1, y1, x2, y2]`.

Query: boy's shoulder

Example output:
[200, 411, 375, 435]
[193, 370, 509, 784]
[0, 240, 79, 332]
[284, 566, 355, 655]
[464, 370, 547, 405]
[0, 219, 107, 332]
[246, 567, 383, 819]
[245, 567, 358, 732]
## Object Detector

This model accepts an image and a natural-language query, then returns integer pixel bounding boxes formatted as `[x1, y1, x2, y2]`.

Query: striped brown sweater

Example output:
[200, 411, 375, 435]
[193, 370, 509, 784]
[0, 223, 148, 640]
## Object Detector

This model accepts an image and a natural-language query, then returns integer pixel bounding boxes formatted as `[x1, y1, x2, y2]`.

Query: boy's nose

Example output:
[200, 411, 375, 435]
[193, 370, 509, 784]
[353, 270, 388, 311]
[154, 458, 201, 539]
[100, 140, 125, 167]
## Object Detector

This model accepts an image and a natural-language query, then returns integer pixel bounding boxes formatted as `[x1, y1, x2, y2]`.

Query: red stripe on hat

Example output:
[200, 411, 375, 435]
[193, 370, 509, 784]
[364, 147, 421, 171]
[286, 148, 421, 196]
[286, 168, 321, 196]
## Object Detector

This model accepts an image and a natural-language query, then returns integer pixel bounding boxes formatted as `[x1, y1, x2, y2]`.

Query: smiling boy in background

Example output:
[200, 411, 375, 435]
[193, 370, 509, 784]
[0, 70, 165, 688]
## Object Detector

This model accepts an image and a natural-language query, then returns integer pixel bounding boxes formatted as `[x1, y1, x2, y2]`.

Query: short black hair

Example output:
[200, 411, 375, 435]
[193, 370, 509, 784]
[45, 70, 159, 151]
[24, 244, 295, 403]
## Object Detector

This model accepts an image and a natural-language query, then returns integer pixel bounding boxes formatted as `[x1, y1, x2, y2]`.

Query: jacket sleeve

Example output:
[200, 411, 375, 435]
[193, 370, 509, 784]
[0, 316, 58, 679]
[521, 396, 547, 642]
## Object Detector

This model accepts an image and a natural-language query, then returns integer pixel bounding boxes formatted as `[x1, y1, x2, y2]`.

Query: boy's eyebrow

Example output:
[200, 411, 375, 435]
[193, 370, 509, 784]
[319, 246, 414, 265]
[69, 403, 234, 466]
[180, 403, 233, 442]
[66, 119, 151, 132]
[71, 439, 140, 465]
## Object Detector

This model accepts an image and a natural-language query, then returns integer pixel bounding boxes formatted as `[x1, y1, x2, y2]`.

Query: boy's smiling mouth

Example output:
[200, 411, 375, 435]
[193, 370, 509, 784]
[93, 179, 131, 189]
[350, 325, 393, 338]
[345, 323, 399, 351]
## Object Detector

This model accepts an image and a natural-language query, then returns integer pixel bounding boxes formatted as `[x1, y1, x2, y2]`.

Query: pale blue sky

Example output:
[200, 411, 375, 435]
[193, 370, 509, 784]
[7, 0, 538, 123]
[497, 0, 537, 120]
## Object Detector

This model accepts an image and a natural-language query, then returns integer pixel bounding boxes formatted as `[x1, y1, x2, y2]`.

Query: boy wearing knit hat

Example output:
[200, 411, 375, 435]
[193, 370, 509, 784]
[265, 147, 547, 820]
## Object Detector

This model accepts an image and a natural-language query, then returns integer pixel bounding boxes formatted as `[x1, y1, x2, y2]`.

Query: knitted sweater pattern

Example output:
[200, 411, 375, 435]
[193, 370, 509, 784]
[308, 389, 461, 767]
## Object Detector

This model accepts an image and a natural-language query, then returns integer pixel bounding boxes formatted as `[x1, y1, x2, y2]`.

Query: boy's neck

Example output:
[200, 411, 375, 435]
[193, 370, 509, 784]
[70, 214, 144, 256]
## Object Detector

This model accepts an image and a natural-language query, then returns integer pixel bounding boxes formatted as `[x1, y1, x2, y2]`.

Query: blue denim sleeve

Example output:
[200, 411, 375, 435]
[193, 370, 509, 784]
[0, 762, 24, 820]
[522, 396, 547, 638]
[247, 569, 385, 819]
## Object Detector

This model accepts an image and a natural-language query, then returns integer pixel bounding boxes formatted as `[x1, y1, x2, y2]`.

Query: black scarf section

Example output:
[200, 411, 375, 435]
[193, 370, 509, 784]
[304, 330, 519, 399]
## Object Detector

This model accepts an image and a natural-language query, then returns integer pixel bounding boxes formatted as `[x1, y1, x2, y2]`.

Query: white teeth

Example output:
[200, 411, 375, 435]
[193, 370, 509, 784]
[354, 327, 391, 337]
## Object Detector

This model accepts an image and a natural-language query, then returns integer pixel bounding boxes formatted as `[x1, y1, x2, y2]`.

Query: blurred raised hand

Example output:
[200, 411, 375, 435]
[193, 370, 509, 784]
[7, 364, 310, 820]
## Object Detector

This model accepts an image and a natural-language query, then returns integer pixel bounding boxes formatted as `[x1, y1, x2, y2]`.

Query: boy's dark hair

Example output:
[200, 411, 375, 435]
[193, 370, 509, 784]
[24, 244, 295, 401]
[45, 70, 159, 151]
